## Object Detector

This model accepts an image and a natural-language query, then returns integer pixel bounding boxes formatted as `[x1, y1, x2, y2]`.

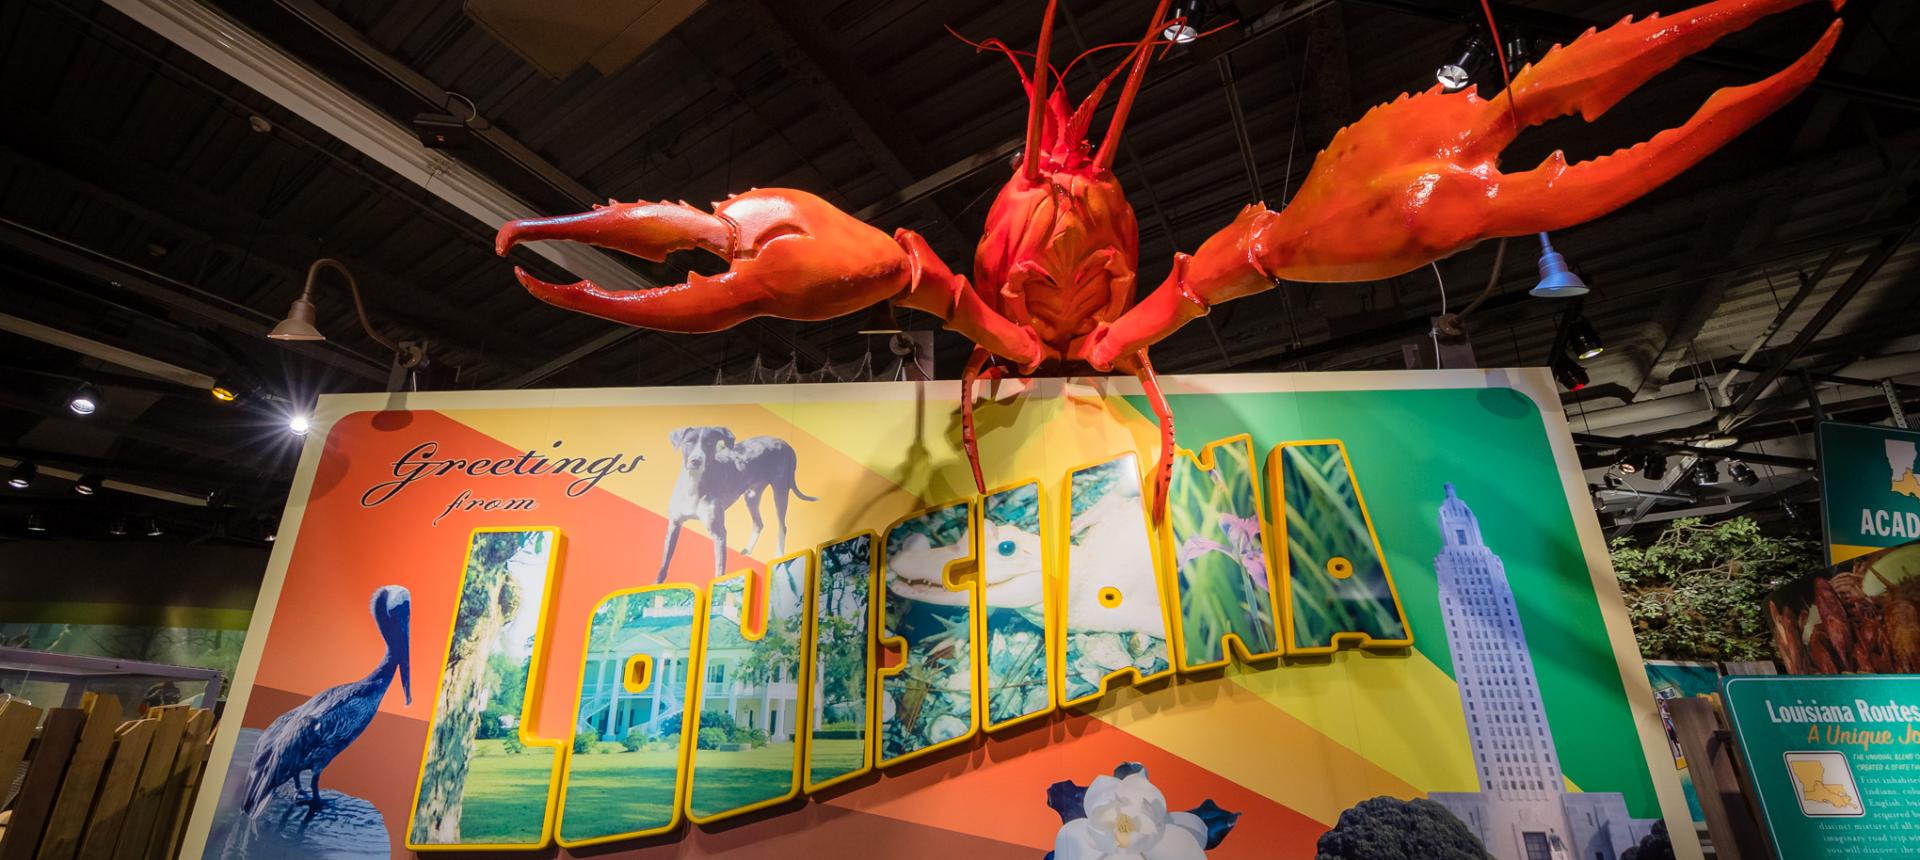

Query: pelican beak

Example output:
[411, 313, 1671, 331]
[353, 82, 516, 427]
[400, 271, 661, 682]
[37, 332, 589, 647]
[399, 633, 412, 706]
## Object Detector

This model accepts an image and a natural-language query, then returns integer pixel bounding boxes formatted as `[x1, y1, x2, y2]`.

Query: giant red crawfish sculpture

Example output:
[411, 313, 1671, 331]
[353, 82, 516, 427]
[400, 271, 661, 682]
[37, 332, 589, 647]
[498, 0, 1841, 517]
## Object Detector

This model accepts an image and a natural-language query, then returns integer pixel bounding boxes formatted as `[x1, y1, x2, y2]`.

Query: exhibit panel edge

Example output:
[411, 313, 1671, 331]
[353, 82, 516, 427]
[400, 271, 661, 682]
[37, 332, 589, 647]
[176, 368, 1698, 859]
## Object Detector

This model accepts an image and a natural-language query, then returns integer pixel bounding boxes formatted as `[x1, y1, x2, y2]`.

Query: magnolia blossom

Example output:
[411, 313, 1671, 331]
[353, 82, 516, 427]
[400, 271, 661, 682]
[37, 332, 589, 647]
[1054, 770, 1211, 860]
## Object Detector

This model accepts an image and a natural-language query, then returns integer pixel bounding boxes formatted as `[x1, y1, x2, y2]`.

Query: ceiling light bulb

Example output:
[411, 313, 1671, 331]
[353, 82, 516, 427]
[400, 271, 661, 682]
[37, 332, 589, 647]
[74, 474, 100, 496]
[211, 384, 238, 402]
[1163, 22, 1199, 43]
[289, 414, 312, 436]
[9, 462, 36, 489]
[68, 383, 100, 415]
[1436, 33, 1486, 91]
[1568, 315, 1605, 361]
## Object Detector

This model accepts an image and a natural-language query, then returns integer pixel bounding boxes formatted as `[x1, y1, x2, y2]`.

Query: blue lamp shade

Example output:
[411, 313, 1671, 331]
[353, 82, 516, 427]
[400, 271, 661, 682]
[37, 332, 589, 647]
[1529, 232, 1589, 298]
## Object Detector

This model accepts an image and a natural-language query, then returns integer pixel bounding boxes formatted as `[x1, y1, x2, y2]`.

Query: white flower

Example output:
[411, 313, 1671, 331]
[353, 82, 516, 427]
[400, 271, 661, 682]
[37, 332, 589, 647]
[1054, 771, 1210, 860]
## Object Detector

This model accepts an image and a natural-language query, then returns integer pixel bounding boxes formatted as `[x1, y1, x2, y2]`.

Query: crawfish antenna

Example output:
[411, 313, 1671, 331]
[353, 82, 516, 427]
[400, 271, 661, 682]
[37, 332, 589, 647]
[1022, 0, 1060, 183]
[1093, 0, 1173, 171]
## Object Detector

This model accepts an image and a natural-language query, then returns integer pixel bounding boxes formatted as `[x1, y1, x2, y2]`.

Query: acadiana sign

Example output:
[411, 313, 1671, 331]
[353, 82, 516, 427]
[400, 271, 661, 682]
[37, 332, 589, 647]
[181, 370, 1693, 859]
[1817, 421, 1920, 564]
[1723, 675, 1920, 858]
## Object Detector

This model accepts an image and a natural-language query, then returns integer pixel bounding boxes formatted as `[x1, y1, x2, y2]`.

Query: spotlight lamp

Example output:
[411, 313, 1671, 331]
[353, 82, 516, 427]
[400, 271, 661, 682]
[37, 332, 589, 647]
[289, 414, 313, 436]
[1530, 233, 1589, 298]
[1730, 461, 1759, 487]
[1568, 315, 1605, 361]
[1550, 351, 1588, 391]
[1436, 31, 1487, 91]
[1641, 453, 1668, 482]
[68, 382, 100, 415]
[74, 474, 101, 496]
[8, 461, 36, 489]
[1618, 455, 1639, 475]
[210, 382, 240, 402]
[1696, 459, 1720, 485]
[1162, 0, 1213, 43]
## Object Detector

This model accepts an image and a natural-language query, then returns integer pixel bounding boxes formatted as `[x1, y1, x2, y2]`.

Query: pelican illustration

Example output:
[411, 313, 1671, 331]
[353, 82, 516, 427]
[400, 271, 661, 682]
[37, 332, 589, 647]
[241, 585, 411, 815]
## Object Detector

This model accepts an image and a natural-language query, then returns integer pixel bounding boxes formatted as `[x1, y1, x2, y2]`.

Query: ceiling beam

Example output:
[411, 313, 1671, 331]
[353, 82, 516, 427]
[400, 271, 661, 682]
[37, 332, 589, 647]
[0, 124, 550, 380]
[0, 314, 218, 390]
[100, 0, 659, 299]
[1721, 222, 1918, 426]
[0, 218, 389, 384]
[269, 0, 603, 209]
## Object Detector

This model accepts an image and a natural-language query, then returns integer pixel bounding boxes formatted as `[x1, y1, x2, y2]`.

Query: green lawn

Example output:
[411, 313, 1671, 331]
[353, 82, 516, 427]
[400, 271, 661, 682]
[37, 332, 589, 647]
[458, 739, 557, 845]
[807, 738, 866, 787]
[689, 742, 800, 818]
[560, 747, 684, 842]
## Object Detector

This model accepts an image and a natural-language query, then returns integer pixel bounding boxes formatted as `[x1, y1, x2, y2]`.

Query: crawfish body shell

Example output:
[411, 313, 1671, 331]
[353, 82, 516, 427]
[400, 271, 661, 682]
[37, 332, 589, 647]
[972, 168, 1140, 365]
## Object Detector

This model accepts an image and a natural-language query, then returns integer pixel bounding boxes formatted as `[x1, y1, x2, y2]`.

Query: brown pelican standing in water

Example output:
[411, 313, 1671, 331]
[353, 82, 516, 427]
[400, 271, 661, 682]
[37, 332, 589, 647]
[242, 585, 411, 814]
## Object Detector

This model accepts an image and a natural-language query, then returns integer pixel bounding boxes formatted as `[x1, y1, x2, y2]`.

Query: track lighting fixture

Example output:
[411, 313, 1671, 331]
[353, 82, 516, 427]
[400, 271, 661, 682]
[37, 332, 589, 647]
[1641, 453, 1668, 482]
[8, 462, 35, 489]
[1567, 315, 1605, 360]
[1730, 461, 1759, 487]
[1695, 459, 1719, 485]
[74, 474, 100, 496]
[1436, 31, 1487, 91]
[68, 383, 100, 415]
[1530, 233, 1589, 298]
[1550, 351, 1588, 391]
[1618, 455, 1638, 475]
[1162, 0, 1216, 44]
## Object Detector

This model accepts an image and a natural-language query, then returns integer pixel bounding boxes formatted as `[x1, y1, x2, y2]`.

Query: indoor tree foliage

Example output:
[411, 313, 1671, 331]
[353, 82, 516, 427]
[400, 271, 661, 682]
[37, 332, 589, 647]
[1609, 517, 1821, 661]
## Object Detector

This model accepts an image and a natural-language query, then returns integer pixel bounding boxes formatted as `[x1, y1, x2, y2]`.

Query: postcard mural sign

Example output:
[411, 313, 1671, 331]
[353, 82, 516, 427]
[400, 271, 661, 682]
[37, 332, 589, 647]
[183, 371, 1692, 859]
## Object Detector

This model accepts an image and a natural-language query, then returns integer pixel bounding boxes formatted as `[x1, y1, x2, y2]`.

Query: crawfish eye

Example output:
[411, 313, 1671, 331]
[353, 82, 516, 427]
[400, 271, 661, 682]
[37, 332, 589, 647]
[996, 539, 1017, 557]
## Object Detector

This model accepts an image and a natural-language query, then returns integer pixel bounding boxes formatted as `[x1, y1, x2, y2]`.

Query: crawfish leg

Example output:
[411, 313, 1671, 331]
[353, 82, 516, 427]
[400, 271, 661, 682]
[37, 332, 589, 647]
[1118, 351, 1176, 522]
[960, 347, 1007, 495]
[892, 229, 1045, 371]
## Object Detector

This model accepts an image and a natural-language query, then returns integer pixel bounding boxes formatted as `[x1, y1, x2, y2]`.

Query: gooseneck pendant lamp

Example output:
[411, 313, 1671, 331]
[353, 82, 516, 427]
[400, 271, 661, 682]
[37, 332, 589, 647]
[270, 258, 425, 391]
[1529, 233, 1589, 298]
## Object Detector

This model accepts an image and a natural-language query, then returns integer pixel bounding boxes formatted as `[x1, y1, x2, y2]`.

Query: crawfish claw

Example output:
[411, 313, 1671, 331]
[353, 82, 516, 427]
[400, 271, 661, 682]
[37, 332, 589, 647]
[496, 190, 913, 333]
[1252, 0, 1844, 283]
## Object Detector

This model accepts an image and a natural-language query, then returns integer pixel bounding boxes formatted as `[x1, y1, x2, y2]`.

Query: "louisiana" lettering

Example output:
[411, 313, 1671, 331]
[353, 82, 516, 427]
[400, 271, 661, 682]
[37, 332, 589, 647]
[401, 436, 1410, 850]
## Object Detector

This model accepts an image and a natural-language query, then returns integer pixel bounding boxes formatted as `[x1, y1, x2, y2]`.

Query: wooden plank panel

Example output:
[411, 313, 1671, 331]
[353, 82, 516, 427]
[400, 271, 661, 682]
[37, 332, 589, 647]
[74, 719, 153, 860]
[107, 707, 186, 860]
[0, 700, 41, 798]
[0, 708, 84, 860]
[146, 710, 213, 860]
[37, 696, 124, 860]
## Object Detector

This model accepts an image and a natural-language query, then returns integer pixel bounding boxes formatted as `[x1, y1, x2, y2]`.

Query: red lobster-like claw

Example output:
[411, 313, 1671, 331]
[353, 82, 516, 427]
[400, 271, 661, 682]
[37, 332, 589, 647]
[1088, 0, 1841, 369]
[497, 189, 916, 332]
